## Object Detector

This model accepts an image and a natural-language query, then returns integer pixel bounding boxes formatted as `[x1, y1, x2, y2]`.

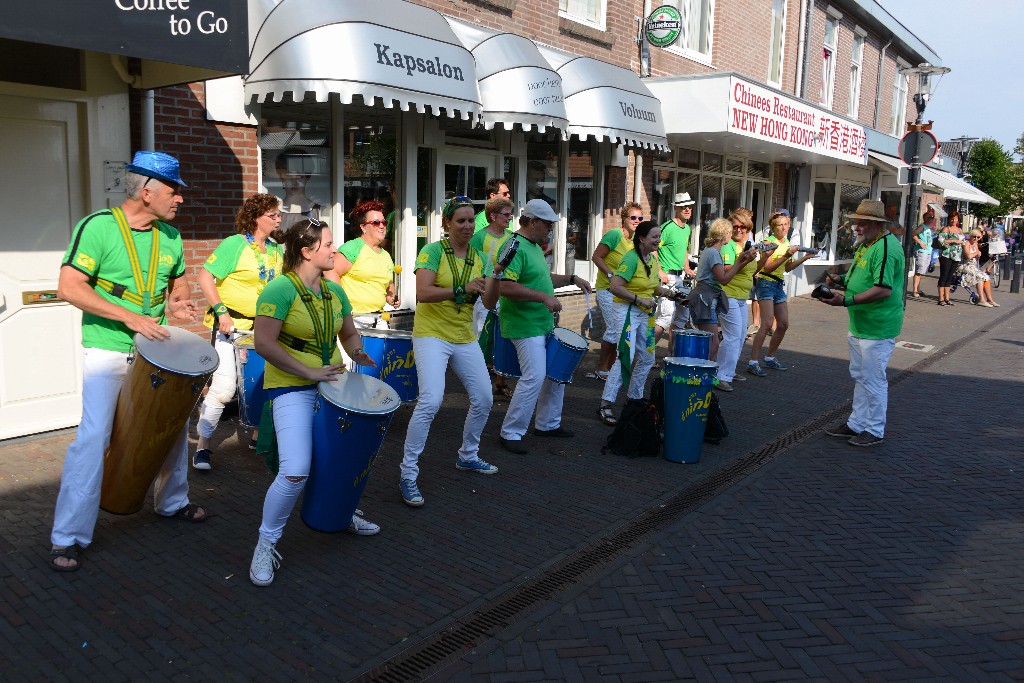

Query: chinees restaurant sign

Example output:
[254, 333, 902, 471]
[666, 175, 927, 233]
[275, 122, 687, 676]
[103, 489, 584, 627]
[727, 77, 867, 165]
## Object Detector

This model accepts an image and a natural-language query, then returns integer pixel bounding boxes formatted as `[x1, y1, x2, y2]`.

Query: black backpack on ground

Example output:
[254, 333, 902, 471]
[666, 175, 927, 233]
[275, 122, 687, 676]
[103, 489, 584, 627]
[703, 392, 729, 444]
[603, 398, 663, 458]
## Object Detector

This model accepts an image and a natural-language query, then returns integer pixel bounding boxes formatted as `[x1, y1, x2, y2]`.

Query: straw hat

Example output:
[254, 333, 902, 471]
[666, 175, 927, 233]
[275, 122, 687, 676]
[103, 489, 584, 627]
[847, 199, 887, 222]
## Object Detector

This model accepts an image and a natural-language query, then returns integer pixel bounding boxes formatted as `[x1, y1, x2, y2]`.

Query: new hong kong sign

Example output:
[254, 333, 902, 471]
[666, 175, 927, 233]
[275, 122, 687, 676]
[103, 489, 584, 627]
[727, 77, 867, 165]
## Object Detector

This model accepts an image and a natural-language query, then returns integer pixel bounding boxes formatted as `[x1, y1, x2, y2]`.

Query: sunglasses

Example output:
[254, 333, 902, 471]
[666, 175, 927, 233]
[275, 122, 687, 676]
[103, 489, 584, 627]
[628, 215, 645, 221]
[362, 220, 387, 227]
[732, 224, 748, 230]
[308, 215, 321, 227]
[499, 212, 514, 218]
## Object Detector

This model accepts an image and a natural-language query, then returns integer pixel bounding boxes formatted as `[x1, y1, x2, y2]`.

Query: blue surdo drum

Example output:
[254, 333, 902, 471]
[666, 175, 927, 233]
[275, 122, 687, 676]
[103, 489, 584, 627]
[545, 327, 588, 384]
[492, 317, 521, 378]
[302, 373, 400, 532]
[662, 357, 718, 465]
[232, 334, 266, 429]
[356, 328, 417, 403]
[672, 330, 713, 361]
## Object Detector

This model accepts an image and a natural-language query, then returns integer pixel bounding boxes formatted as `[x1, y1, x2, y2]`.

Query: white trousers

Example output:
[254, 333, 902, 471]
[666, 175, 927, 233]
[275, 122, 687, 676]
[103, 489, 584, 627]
[258, 388, 316, 544]
[500, 335, 565, 440]
[654, 273, 691, 330]
[51, 347, 191, 548]
[602, 302, 655, 403]
[401, 336, 493, 480]
[595, 289, 621, 344]
[717, 298, 748, 382]
[197, 331, 239, 439]
[846, 334, 896, 438]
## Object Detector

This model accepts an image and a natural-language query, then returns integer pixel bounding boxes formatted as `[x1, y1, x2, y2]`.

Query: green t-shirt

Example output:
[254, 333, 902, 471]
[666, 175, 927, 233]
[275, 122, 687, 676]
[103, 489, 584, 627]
[595, 229, 633, 291]
[843, 233, 905, 339]
[202, 233, 284, 331]
[474, 210, 489, 234]
[658, 220, 691, 271]
[255, 275, 352, 389]
[613, 250, 660, 303]
[721, 240, 757, 299]
[62, 210, 185, 353]
[499, 238, 554, 339]
[413, 241, 489, 343]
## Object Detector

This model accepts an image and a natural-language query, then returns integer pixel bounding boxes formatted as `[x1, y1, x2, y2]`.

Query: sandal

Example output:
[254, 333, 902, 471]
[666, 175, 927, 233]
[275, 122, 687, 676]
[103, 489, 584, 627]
[171, 503, 210, 523]
[585, 370, 609, 381]
[492, 383, 514, 399]
[597, 405, 617, 426]
[50, 545, 81, 573]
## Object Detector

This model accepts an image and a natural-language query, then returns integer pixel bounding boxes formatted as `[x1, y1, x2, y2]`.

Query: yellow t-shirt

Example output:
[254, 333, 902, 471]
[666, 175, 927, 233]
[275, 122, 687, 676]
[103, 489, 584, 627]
[612, 250, 660, 303]
[202, 234, 283, 331]
[721, 240, 757, 299]
[595, 229, 634, 291]
[760, 236, 790, 281]
[338, 238, 394, 314]
[255, 275, 352, 389]
[412, 240, 488, 343]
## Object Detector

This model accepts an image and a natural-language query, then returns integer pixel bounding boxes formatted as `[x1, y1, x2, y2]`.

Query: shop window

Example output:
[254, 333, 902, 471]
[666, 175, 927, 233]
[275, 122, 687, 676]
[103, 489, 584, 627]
[725, 158, 743, 175]
[526, 137, 561, 269]
[849, 33, 865, 119]
[567, 139, 595, 271]
[767, 0, 786, 86]
[702, 152, 723, 173]
[747, 161, 770, 179]
[678, 148, 701, 169]
[698, 175, 721, 247]
[260, 99, 332, 231]
[723, 177, 742, 217]
[558, 0, 606, 29]
[880, 189, 903, 231]
[653, 169, 675, 226]
[415, 148, 431, 254]
[821, 14, 840, 110]
[890, 65, 909, 136]
[811, 181, 836, 256]
[342, 104, 399, 251]
[664, 0, 714, 62]
[836, 183, 868, 260]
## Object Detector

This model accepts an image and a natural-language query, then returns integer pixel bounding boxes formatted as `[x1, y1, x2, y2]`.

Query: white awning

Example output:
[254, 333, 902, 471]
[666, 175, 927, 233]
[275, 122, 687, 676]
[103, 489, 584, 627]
[868, 151, 1000, 206]
[443, 18, 567, 134]
[246, 0, 481, 119]
[926, 202, 948, 218]
[538, 46, 667, 150]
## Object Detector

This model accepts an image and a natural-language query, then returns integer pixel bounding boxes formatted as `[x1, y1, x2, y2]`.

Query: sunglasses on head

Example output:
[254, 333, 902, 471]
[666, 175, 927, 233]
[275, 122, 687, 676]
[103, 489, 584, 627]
[443, 195, 474, 217]
[770, 208, 790, 219]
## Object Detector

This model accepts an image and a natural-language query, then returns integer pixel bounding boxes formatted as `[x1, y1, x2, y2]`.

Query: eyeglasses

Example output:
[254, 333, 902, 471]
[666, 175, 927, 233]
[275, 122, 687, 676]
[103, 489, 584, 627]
[628, 215, 644, 221]
[263, 212, 281, 220]
[362, 220, 387, 227]
[499, 212, 514, 218]
[732, 224, 747, 230]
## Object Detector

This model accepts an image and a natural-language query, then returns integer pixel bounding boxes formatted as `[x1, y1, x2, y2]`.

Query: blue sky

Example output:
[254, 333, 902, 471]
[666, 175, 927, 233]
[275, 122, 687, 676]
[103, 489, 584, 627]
[878, 0, 1024, 158]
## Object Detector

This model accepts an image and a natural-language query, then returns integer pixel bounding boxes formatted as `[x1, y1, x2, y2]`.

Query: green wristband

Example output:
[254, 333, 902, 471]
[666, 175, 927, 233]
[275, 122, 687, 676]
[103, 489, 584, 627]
[213, 302, 229, 316]
[844, 293, 854, 307]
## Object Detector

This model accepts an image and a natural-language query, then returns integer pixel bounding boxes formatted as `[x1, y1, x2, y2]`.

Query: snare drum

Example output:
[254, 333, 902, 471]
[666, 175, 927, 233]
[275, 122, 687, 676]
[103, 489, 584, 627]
[545, 327, 588, 384]
[672, 330, 713, 361]
[100, 327, 219, 514]
[232, 335, 266, 428]
[492, 317, 521, 378]
[356, 329, 417, 403]
[301, 373, 401, 532]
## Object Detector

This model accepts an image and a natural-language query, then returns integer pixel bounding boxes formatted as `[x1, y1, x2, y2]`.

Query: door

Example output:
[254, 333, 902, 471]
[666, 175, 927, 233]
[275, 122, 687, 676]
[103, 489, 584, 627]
[433, 151, 496, 243]
[0, 95, 86, 439]
[745, 180, 771, 241]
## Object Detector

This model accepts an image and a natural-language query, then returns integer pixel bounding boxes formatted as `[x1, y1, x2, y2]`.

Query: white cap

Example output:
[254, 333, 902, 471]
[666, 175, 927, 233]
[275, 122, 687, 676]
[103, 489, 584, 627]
[522, 198, 558, 222]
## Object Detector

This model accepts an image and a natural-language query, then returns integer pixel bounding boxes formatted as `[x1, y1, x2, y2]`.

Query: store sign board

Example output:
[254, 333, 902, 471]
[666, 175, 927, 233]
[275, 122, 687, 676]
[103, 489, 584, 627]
[726, 77, 867, 164]
[0, 0, 248, 73]
[645, 6, 682, 47]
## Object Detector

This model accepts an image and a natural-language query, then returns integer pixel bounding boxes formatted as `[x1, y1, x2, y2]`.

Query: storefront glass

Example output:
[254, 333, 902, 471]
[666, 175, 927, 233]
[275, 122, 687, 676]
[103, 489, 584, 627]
[837, 183, 869, 260]
[811, 181, 836, 255]
[526, 136, 561, 268]
[342, 104, 399, 249]
[566, 139, 595, 273]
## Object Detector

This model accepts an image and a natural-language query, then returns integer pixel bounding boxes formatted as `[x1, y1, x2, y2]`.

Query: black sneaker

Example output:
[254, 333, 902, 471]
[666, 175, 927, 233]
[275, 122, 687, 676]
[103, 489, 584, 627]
[499, 437, 528, 454]
[192, 449, 212, 471]
[848, 432, 883, 447]
[533, 426, 575, 438]
[823, 422, 859, 438]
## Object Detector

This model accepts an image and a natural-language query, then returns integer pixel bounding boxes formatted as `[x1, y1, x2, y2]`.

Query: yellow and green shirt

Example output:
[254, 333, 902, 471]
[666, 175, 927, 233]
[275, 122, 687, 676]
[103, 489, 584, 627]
[62, 210, 185, 353]
[760, 236, 789, 282]
[338, 238, 394, 313]
[595, 228, 634, 291]
[413, 241, 489, 343]
[844, 233, 905, 339]
[612, 250, 660, 303]
[721, 240, 757, 299]
[255, 275, 352, 389]
[469, 226, 513, 265]
[202, 234, 283, 331]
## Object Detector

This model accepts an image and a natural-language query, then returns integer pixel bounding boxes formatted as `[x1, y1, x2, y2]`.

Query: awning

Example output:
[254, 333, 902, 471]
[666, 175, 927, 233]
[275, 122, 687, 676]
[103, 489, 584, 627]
[538, 46, 667, 150]
[443, 18, 567, 134]
[927, 202, 948, 218]
[246, 0, 481, 119]
[868, 151, 999, 206]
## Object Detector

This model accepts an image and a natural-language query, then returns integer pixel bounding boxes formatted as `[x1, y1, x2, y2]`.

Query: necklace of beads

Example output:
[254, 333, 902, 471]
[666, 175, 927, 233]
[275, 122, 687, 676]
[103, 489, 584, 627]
[245, 233, 279, 292]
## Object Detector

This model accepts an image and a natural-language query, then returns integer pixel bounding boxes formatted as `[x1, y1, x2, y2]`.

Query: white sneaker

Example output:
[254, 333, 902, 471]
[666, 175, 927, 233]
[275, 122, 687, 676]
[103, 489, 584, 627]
[250, 539, 281, 587]
[347, 509, 381, 536]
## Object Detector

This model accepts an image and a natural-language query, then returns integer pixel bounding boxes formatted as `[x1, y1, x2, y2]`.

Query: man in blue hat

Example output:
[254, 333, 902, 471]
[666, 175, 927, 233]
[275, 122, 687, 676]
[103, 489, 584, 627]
[49, 151, 206, 572]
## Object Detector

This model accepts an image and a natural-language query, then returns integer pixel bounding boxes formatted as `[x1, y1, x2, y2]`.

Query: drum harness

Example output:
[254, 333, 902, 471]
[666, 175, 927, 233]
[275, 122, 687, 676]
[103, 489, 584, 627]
[93, 207, 166, 315]
[441, 239, 476, 313]
[276, 273, 336, 366]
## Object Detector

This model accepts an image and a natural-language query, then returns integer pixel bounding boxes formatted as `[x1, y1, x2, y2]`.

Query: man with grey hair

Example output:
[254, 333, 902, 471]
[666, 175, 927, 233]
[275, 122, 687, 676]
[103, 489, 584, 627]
[48, 151, 206, 572]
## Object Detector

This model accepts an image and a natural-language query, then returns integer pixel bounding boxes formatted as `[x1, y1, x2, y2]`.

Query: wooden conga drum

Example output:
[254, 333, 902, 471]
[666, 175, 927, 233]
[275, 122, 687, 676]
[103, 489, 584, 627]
[100, 327, 219, 514]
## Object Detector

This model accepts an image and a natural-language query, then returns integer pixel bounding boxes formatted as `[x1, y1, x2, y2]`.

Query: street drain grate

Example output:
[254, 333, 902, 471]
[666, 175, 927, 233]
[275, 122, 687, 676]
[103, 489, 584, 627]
[352, 304, 1019, 683]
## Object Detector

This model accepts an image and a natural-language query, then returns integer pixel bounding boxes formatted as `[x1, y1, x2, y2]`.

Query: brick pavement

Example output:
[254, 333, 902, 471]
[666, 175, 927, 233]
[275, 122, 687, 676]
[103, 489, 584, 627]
[0, 281, 1021, 681]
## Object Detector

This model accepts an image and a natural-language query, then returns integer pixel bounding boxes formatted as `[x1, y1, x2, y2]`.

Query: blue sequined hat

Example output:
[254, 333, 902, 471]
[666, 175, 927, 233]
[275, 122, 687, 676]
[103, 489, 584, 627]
[125, 151, 187, 187]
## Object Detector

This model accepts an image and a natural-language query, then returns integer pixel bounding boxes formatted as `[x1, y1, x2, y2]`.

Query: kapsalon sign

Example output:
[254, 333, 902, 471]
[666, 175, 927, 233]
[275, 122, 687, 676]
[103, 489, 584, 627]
[2, 0, 247, 73]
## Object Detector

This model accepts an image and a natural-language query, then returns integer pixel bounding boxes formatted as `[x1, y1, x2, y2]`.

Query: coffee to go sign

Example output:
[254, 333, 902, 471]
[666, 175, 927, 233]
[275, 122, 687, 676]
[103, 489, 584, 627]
[727, 77, 867, 164]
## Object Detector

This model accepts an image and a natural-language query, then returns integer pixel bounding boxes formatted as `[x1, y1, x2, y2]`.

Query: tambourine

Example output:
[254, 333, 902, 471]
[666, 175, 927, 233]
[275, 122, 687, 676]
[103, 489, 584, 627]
[811, 284, 834, 300]
[666, 281, 692, 301]
[496, 237, 520, 269]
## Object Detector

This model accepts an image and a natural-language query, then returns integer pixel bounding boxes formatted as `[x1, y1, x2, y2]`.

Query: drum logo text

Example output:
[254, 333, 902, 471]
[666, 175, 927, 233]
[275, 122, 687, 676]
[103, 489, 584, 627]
[353, 452, 379, 488]
[380, 349, 415, 380]
[680, 390, 712, 422]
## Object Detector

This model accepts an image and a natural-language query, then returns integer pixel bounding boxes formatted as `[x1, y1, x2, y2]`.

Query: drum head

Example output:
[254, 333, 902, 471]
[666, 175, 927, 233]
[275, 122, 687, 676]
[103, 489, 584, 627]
[359, 329, 412, 340]
[552, 327, 587, 349]
[318, 372, 400, 415]
[681, 330, 713, 338]
[134, 327, 219, 376]
[664, 356, 718, 370]
[232, 335, 256, 350]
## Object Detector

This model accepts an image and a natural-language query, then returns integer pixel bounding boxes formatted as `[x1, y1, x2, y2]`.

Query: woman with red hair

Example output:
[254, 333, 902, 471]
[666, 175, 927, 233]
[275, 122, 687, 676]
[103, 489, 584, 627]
[326, 200, 399, 328]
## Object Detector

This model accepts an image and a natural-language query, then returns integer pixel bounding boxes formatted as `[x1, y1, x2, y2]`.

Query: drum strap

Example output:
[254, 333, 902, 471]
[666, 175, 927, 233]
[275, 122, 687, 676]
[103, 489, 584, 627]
[206, 305, 254, 322]
[441, 239, 474, 311]
[283, 272, 335, 365]
[104, 207, 161, 315]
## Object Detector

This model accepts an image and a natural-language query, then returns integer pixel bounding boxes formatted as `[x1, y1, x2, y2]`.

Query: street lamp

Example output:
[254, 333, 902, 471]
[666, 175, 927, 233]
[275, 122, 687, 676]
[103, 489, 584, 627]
[948, 135, 979, 178]
[898, 64, 951, 305]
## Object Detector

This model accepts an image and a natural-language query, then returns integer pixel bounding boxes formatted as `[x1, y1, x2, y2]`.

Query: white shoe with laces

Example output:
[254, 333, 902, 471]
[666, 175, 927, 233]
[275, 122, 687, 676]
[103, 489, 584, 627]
[250, 538, 281, 587]
[347, 509, 381, 536]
